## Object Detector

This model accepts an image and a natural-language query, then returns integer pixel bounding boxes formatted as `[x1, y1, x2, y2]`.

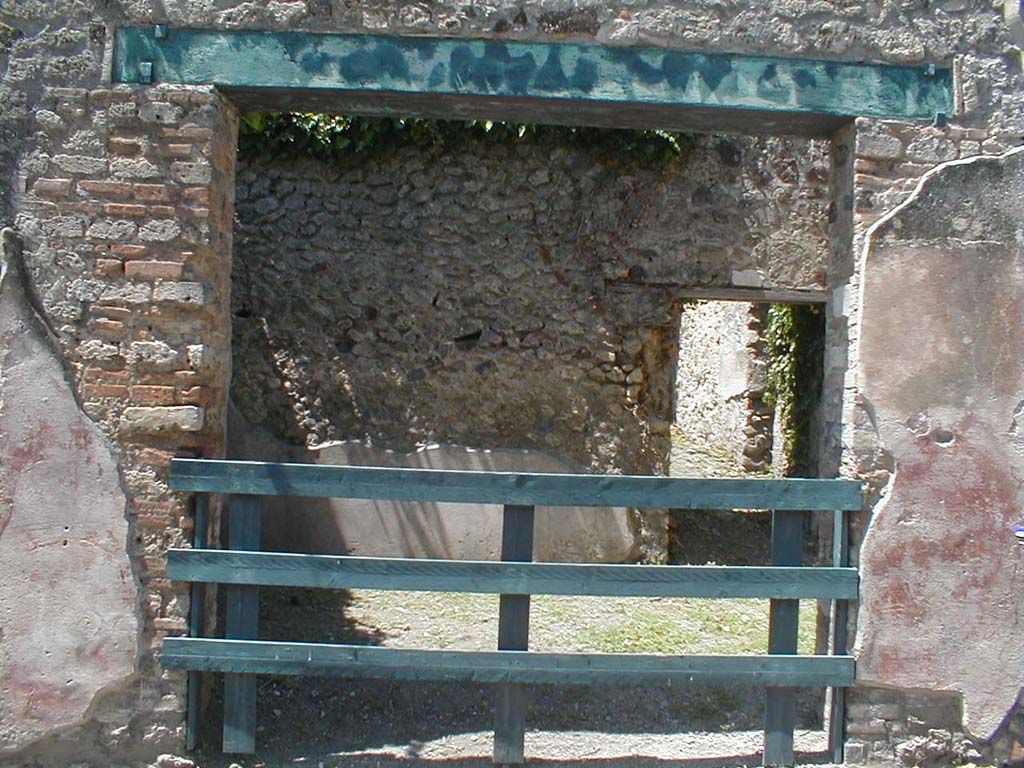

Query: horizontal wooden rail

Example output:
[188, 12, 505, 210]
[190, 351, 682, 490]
[162, 639, 855, 687]
[168, 549, 859, 599]
[169, 459, 862, 510]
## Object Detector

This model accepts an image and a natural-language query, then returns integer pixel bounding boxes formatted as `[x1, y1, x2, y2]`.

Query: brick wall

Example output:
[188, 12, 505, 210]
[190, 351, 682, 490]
[7, 82, 236, 762]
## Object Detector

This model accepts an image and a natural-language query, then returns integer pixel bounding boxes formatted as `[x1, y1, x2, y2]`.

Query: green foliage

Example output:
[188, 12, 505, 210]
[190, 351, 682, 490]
[763, 305, 797, 413]
[237, 111, 695, 167]
[764, 304, 825, 477]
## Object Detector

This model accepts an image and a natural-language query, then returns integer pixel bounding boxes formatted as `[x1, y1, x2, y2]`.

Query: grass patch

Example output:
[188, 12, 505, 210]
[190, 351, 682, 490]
[345, 590, 817, 656]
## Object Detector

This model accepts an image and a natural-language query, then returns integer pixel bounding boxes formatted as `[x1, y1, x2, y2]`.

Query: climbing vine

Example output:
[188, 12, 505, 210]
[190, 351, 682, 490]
[238, 112, 695, 167]
[763, 303, 825, 477]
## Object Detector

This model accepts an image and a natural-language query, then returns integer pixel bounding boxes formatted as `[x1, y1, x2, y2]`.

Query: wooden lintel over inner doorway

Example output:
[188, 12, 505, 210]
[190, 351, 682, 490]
[112, 27, 952, 138]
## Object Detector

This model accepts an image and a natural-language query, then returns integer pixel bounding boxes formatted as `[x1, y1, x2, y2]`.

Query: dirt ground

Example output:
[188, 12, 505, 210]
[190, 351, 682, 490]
[191, 584, 830, 768]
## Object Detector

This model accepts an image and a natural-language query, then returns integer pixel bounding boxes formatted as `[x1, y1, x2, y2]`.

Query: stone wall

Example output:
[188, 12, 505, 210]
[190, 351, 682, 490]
[231, 135, 828, 460]
[1, 4, 238, 759]
[1, 0, 1023, 765]
[846, 143, 1024, 760]
[0, 79, 237, 765]
[673, 301, 774, 473]
[230, 132, 828, 560]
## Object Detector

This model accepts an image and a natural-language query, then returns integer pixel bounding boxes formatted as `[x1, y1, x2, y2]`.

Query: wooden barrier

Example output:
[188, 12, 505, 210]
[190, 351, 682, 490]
[165, 458, 860, 766]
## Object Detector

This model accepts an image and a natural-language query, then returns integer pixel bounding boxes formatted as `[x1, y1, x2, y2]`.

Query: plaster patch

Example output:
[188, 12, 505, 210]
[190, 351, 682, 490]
[0, 229, 138, 753]
[853, 147, 1024, 739]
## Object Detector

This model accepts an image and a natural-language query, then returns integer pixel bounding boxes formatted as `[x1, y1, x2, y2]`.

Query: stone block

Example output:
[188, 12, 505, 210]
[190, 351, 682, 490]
[170, 161, 212, 185]
[110, 158, 161, 179]
[905, 136, 958, 163]
[86, 219, 137, 241]
[138, 219, 182, 242]
[153, 281, 205, 305]
[51, 154, 108, 174]
[843, 741, 869, 764]
[731, 268, 765, 287]
[100, 283, 151, 305]
[126, 340, 180, 369]
[120, 406, 204, 434]
[855, 133, 905, 160]
[32, 177, 71, 197]
[139, 103, 183, 124]
[124, 261, 182, 280]
[78, 339, 121, 360]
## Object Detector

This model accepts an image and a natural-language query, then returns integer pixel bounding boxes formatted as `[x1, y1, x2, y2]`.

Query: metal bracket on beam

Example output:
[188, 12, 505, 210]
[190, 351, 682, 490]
[154, 24, 167, 40]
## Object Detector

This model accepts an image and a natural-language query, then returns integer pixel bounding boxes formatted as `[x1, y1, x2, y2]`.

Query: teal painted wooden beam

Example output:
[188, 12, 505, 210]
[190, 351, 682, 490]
[167, 549, 860, 599]
[112, 27, 951, 136]
[162, 639, 856, 687]
[169, 458, 863, 510]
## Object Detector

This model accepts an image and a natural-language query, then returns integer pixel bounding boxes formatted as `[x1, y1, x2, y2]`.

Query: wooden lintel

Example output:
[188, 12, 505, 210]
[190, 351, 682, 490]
[112, 27, 952, 137]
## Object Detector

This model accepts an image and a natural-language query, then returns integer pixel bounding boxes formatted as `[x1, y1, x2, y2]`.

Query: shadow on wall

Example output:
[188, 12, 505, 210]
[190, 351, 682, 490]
[227, 404, 634, 563]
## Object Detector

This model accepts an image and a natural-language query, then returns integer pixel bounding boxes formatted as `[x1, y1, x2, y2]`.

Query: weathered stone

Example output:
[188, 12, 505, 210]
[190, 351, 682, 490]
[856, 133, 905, 161]
[78, 338, 120, 360]
[51, 153, 107, 174]
[109, 157, 161, 179]
[155, 754, 196, 768]
[120, 406, 204, 434]
[153, 281, 204, 305]
[86, 219, 137, 240]
[139, 103, 183, 124]
[125, 340, 179, 369]
[99, 283, 151, 305]
[170, 161, 211, 185]
[905, 136, 959, 164]
[138, 219, 182, 242]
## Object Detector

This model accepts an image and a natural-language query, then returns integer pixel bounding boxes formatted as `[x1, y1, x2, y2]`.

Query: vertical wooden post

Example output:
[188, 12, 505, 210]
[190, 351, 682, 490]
[223, 495, 260, 754]
[186, 492, 209, 751]
[828, 508, 850, 764]
[493, 504, 535, 766]
[763, 509, 803, 767]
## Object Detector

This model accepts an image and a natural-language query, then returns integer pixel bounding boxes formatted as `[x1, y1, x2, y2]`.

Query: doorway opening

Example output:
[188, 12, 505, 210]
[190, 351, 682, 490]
[669, 299, 827, 565]
[211, 110, 842, 764]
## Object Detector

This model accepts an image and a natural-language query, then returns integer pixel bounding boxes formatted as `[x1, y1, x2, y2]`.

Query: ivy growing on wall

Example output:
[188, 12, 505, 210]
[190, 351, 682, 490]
[238, 112, 695, 167]
[764, 303, 825, 477]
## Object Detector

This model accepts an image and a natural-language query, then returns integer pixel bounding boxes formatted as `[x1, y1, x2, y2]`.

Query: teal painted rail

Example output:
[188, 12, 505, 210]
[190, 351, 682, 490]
[168, 550, 858, 599]
[166, 458, 860, 766]
[169, 457, 861, 510]
[162, 640, 854, 687]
